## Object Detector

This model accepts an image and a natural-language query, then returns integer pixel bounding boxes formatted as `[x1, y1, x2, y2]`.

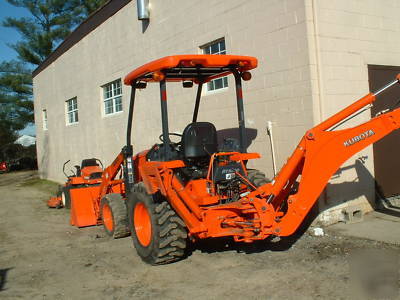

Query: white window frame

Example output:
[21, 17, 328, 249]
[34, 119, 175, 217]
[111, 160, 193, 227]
[42, 109, 48, 130]
[201, 38, 228, 92]
[66, 97, 78, 125]
[102, 79, 123, 116]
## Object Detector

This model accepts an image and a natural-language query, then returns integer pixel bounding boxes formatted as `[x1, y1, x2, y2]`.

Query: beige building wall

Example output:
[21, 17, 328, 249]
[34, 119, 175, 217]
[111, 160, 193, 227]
[305, 0, 400, 224]
[34, 0, 313, 184]
[34, 0, 400, 224]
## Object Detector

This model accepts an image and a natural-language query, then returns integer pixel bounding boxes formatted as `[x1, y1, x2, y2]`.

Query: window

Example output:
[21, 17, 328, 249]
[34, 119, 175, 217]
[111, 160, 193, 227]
[66, 97, 78, 124]
[202, 38, 228, 91]
[42, 109, 48, 130]
[103, 79, 123, 115]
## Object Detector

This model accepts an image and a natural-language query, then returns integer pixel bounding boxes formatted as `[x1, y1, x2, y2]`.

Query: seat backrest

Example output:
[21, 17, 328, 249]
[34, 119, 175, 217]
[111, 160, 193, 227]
[181, 122, 218, 159]
[81, 158, 98, 169]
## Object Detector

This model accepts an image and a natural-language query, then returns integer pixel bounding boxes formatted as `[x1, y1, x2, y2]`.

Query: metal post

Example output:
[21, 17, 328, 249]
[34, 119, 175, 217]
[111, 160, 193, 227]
[124, 83, 137, 193]
[192, 82, 203, 123]
[267, 121, 277, 176]
[234, 71, 247, 153]
[126, 82, 137, 147]
[160, 80, 171, 160]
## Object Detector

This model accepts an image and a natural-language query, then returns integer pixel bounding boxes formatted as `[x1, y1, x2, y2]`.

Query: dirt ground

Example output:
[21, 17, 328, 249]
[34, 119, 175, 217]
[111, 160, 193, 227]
[0, 171, 399, 299]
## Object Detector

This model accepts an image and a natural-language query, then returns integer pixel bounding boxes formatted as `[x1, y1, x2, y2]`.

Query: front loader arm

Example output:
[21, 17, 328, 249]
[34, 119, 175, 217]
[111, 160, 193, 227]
[257, 75, 400, 236]
[94, 152, 125, 219]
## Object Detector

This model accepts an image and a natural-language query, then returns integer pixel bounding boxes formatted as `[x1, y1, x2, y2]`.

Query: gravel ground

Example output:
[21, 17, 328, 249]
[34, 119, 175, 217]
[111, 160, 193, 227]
[0, 171, 399, 299]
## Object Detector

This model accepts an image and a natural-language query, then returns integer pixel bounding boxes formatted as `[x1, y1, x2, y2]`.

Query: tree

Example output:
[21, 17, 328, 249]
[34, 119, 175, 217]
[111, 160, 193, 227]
[0, 0, 107, 154]
[76, 0, 109, 18]
[0, 60, 33, 124]
[3, 0, 108, 66]
[0, 60, 32, 152]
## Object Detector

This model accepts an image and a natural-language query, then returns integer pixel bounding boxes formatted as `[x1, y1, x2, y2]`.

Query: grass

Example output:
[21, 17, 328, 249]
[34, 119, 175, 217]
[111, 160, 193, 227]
[20, 177, 60, 195]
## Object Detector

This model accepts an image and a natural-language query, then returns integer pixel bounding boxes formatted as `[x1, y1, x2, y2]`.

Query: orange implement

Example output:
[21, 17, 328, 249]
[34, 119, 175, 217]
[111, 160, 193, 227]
[70, 186, 100, 227]
[47, 196, 62, 208]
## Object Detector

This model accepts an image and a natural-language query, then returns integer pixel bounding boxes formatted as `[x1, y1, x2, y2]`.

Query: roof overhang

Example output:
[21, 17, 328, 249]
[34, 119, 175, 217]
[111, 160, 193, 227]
[32, 0, 132, 78]
[123, 54, 258, 85]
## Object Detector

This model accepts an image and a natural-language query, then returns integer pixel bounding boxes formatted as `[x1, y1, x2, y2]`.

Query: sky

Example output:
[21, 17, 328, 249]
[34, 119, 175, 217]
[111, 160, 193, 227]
[0, 1, 30, 61]
[0, 1, 35, 136]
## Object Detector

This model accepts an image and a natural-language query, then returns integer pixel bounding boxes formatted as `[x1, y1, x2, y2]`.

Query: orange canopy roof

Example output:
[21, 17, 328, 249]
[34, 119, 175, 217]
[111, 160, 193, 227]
[123, 54, 258, 85]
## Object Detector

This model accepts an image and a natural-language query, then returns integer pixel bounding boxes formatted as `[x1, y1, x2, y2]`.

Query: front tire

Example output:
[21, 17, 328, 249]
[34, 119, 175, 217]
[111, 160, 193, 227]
[128, 183, 187, 265]
[61, 186, 71, 209]
[100, 193, 130, 239]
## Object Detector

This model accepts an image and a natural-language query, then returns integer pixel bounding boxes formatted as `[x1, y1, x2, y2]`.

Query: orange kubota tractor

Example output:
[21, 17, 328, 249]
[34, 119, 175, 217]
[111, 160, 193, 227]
[48, 158, 103, 209]
[65, 55, 400, 265]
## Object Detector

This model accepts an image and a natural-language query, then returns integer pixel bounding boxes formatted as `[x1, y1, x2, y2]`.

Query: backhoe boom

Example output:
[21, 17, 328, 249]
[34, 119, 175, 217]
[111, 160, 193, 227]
[254, 75, 400, 236]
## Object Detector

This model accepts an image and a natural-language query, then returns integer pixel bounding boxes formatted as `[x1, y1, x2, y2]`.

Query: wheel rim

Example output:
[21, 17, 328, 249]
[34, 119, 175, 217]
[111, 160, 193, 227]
[61, 192, 66, 206]
[102, 203, 114, 232]
[134, 202, 152, 246]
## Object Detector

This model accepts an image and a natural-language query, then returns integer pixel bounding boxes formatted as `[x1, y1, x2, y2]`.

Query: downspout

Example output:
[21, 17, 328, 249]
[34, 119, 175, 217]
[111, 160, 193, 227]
[309, 0, 324, 124]
[267, 121, 277, 176]
[308, 0, 328, 207]
[136, 0, 150, 20]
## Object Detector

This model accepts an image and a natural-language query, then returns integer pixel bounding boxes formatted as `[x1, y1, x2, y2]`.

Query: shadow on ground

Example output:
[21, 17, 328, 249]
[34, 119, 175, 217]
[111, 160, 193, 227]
[0, 268, 12, 292]
[318, 157, 400, 219]
[188, 201, 319, 256]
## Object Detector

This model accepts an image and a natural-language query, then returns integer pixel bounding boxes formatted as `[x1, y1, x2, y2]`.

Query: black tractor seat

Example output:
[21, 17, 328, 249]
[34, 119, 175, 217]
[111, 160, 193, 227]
[181, 122, 218, 160]
[81, 158, 99, 169]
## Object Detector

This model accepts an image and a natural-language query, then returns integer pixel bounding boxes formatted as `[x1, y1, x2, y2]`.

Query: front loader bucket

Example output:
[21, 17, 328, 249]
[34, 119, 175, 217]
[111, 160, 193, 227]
[70, 186, 100, 227]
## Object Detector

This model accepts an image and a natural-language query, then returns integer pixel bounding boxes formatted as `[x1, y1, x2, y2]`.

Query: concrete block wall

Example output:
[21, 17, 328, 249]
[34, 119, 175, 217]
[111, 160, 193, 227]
[34, 0, 313, 183]
[305, 0, 400, 224]
[33, 0, 400, 225]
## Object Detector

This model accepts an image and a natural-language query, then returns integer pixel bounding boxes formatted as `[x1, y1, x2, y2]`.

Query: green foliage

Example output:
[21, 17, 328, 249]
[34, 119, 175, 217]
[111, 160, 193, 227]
[0, 125, 18, 149]
[3, 0, 107, 65]
[0, 60, 33, 125]
[2, 143, 24, 160]
[0, 0, 107, 154]
[0, 60, 33, 151]
[2, 142, 36, 159]
[20, 177, 59, 195]
[74, 0, 109, 18]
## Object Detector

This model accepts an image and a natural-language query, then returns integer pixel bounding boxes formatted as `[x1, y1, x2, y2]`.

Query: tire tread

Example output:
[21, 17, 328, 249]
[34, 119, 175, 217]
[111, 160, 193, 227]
[247, 169, 270, 187]
[101, 194, 130, 239]
[130, 182, 187, 265]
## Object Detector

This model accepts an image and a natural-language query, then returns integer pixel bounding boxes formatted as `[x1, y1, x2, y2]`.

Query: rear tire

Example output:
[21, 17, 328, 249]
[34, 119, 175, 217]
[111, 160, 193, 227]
[247, 169, 270, 187]
[100, 194, 130, 239]
[128, 182, 187, 265]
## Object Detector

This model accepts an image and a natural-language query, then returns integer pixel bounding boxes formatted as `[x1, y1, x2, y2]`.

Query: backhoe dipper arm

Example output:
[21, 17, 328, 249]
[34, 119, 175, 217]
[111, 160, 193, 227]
[263, 74, 400, 236]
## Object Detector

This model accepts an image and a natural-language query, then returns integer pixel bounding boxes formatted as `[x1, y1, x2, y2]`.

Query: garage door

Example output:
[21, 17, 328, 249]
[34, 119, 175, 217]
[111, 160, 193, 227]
[368, 65, 400, 198]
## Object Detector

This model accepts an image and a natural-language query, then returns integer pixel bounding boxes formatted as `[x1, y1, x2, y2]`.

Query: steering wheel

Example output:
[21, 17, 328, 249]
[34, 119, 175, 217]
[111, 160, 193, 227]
[159, 133, 182, 143]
